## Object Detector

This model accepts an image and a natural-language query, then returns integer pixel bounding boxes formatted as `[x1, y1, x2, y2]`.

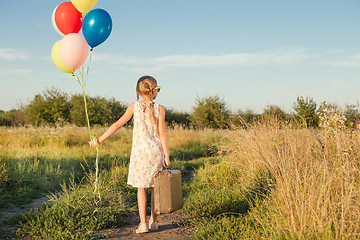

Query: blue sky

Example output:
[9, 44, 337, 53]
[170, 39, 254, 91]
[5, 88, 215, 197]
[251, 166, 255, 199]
[1, 0, 360, 113]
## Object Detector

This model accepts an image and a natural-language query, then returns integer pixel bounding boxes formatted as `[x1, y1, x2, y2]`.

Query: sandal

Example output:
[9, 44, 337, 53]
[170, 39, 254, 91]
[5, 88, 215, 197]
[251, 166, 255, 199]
[149, 221, 159, 231]
[135, 223, 149, 234]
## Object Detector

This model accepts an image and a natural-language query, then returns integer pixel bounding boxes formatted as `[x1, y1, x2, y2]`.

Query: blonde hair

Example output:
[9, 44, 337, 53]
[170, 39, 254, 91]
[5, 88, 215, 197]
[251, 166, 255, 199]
[136, 76, 158, 126]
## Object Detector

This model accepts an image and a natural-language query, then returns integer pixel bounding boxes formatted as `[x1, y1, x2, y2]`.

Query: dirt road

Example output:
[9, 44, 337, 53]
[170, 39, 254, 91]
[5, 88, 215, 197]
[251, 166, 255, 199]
[93, 212, 194, 240]
[0, 196, 194, 240]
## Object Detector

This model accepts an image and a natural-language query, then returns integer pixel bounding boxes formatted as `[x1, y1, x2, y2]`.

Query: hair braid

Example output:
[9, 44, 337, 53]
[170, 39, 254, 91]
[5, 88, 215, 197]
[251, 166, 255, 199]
[136, 75, 158, 127]
[148, 91, 155, 126]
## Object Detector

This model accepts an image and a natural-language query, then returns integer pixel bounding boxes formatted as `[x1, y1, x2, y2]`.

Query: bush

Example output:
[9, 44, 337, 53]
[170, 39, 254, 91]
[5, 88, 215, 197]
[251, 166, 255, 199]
[24, 87, 127, 127]
[188, 96, 230, 129]
[344, 104, 360, 127]
[0, 110, 13, 126]
[25, 87, 70, 126]
[293, 96, 318, 127]
[165, 108, 190, 127]
[262, 105, 287, 121]
[70, 94, 126, 126]
[232, 108, 259, 128]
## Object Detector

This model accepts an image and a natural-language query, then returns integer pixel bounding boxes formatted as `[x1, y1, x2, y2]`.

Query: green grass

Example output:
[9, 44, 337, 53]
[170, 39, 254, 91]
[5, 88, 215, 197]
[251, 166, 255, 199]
[170, 157, 217, 175]
[5, 118, 359, 240]
[192, 215, 262, 240]
[180, 160, 257, 240]
[0, 155, 87, 207]
[17, 173, 130, 240]
[0, 126, 218, 239]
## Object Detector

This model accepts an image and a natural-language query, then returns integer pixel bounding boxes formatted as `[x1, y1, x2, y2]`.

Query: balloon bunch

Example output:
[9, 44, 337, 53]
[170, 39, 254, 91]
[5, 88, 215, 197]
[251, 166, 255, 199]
[51, 0, 112, 73]
[50, 0, 112, 204]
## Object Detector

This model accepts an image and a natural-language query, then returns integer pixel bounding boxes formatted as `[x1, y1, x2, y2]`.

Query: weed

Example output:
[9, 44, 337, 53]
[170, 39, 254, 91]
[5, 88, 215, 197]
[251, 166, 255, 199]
[185, 114, 360, 239]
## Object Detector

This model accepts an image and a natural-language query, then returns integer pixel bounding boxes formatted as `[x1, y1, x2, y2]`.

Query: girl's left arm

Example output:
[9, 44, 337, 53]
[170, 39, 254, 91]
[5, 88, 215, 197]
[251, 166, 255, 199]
[90, 103, 135, 146]
[158, 105, 170, 167]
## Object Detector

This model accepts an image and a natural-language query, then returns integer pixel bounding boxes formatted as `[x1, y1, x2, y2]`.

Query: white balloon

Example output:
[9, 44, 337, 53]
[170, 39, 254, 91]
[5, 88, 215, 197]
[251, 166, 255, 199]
[52, 5, 65, 37]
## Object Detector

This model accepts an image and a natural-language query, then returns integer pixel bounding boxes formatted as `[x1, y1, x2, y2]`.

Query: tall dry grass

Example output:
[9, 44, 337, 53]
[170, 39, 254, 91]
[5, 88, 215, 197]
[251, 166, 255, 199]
[221, 112, 360, 239]
[167, 125, 221, 148]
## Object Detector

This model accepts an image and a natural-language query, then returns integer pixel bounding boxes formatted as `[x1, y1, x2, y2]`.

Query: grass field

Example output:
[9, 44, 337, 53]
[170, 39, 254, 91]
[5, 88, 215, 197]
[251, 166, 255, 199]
[182, 115, 360, 239]
[1, 114, 360, 239]
[0, 125, 219, 239]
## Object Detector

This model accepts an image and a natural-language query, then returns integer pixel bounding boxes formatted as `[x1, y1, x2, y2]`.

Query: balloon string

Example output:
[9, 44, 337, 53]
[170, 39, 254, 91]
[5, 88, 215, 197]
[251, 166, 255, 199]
[94, 147, 101, 204]
[74, 54, 101, 205]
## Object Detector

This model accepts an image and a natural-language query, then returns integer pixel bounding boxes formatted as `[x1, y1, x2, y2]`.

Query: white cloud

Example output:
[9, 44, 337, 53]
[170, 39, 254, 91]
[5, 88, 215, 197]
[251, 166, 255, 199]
[0, 48, 30, 60]
[0, 68, 32, 77]
[152, 49, 313, 68]
[89, 48, 360, 73]
[92, 48, 316, 72]
[324, 53, 360, 67]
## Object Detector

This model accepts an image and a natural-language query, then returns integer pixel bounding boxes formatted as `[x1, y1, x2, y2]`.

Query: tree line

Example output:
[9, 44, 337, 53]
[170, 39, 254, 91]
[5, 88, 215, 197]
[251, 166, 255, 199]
[182, 95, 360, 129]
[1, 87, 360, 129]
[0, 87, 191, 128]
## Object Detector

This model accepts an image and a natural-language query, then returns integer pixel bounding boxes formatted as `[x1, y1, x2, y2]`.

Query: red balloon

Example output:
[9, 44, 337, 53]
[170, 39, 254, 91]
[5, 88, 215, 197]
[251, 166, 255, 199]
[54, 2, 83, 35]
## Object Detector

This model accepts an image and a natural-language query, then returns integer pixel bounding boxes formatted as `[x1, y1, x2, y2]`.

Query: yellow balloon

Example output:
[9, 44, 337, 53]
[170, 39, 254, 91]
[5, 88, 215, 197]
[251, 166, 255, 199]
[51, 41, 72, 73]
[71, 0, 98, 13]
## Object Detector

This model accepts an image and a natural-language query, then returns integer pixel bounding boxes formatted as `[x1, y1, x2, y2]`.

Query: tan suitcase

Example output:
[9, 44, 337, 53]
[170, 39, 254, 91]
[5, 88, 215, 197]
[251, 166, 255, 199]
[154, 170, 183, 214]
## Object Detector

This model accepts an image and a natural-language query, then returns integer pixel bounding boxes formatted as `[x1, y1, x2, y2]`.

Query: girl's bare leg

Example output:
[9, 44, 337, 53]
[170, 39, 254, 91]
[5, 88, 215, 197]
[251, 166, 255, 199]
[149, 187, 157, 223]
[137, 187, 148, 224]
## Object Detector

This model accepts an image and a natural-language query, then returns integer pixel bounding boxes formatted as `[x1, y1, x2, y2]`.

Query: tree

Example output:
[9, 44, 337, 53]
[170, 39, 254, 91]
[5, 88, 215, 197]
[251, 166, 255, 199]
[70, 94, 126, 126]
[107, 97, 126, 123]
[344, 104, 360, 127]
[188, 95, 230, 129]
[1, 109, 26, 126]
[25, 94, 44, 125]
[263, 105, 287, 120]
[165, 108, 190, 127]
[0, 110, 13, 126]
[293, 96, 318, 127]
[25, 87, 70, 126]
[232, 108, 259, 128]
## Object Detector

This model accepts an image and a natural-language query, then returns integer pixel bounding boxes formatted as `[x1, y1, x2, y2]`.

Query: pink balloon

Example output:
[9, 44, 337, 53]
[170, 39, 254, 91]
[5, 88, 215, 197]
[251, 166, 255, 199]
[59, 33, 88, 72]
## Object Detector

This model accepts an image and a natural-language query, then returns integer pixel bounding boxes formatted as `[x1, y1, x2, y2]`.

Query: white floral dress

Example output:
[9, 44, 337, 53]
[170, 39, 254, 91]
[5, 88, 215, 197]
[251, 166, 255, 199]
[127, 101, 164, 188]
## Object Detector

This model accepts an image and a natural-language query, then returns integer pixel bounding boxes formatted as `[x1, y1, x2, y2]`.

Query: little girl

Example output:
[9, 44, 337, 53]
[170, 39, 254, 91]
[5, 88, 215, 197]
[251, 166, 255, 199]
[89, 76, 170, 234]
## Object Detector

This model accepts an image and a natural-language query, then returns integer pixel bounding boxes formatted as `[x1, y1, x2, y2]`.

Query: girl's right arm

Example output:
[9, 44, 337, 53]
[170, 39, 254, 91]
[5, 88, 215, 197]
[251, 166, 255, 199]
[158, 105, 170, 168]
[89, 102, 135, 147]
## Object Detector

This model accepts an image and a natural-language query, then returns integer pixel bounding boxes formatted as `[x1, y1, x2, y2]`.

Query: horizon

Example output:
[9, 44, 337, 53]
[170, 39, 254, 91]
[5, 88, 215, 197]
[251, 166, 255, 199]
[1, 86, 356, 115]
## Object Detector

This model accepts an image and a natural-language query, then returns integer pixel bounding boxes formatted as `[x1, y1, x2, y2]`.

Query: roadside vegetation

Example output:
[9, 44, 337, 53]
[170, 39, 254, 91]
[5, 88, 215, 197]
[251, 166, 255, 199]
[182, 108, 360, 239]
[0, 126, 220, 239]
[1, 88, 360, 239]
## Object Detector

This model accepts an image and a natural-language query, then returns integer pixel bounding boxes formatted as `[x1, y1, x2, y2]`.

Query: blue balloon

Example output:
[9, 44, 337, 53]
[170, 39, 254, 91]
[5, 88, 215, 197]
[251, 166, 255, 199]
[82, 9, 112, 49]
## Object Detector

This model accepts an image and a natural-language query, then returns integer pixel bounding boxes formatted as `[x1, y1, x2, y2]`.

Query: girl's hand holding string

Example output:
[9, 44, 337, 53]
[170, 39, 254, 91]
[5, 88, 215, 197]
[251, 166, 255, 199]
[89, 138, 101, 147]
